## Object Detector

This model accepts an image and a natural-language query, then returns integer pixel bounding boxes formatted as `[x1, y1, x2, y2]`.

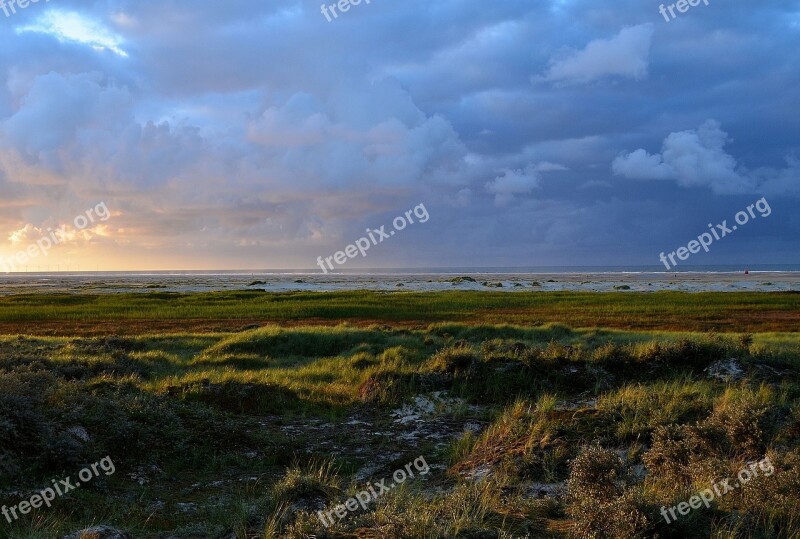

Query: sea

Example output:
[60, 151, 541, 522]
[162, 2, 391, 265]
[0, 265, 798, 295]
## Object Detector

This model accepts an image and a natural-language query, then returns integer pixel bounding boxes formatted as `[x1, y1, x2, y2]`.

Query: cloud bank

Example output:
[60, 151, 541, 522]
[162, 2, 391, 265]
[0, 0, 796, 269]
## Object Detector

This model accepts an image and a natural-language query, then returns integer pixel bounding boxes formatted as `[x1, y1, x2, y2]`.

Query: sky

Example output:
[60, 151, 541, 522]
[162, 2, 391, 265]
[0, 0, 798, 271]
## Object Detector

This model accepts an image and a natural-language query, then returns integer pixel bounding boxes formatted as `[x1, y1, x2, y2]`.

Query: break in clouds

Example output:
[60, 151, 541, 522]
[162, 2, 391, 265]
[0, 0, 797, 269]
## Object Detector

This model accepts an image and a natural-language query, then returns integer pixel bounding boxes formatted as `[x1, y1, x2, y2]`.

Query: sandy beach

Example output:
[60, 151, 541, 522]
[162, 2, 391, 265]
[0, 271, 798, 295]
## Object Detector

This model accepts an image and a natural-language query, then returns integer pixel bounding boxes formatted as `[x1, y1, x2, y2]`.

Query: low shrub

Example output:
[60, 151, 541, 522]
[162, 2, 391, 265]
[567, 446, 649, 538]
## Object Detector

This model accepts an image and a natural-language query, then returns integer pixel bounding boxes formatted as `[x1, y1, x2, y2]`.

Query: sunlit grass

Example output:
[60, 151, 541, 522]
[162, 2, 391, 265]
[0, 293, 798, 538]
[0, 290, 798, 333]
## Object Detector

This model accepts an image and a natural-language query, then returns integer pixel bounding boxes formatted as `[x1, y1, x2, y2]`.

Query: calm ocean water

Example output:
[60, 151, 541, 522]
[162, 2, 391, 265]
[4, 264, 800, 276]
[0, 266, 798, 294]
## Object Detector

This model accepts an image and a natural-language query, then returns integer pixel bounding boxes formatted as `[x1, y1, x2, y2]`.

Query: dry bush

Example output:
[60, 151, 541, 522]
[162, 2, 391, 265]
[703, 397, 767, 458]
[567, 446, 649, 539]
[644, 390, 771, 496]
[738, 450, 800, 526]
[568, 446, 626, 501]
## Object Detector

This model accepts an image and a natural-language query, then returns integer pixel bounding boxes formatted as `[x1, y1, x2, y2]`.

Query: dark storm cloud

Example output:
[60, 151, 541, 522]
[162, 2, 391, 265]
[0, 0, 797, 269]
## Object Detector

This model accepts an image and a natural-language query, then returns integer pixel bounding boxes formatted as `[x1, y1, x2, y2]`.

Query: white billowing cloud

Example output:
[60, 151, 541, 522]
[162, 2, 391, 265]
[246, 80, 470, 189]
[613, 120, 764, 194]
[247, 93, 333, 148]
[0, 72, 469, 195]
[543, 24, 654, 84]
[486, 165, 541, 206]
[0, 72, 205, 188]
[612, 148, 674, 180]
[17, 10, 129, 57]
[2, 72, 132, 158]
[482, 160, 568, 206]
[0, 70, 475, 259]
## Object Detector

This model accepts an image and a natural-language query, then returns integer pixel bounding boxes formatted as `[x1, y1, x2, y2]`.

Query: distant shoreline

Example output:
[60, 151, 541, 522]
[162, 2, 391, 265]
[2, 265, 800, 277]
[0, 271, 798, 295]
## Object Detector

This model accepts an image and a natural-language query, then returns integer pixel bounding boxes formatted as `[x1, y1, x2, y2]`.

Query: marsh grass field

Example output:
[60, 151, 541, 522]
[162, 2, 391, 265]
[1, 291, 799, 538]
[0, 290, 798, 334]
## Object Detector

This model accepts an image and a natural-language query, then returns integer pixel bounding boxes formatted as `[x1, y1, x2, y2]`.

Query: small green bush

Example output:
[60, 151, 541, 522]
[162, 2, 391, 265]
[429, 346, 479, 375]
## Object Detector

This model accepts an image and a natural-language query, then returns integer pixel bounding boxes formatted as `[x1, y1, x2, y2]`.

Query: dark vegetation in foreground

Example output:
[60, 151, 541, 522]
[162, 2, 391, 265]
[1, 327, 798, 538]
[0, 292, 798, 538]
